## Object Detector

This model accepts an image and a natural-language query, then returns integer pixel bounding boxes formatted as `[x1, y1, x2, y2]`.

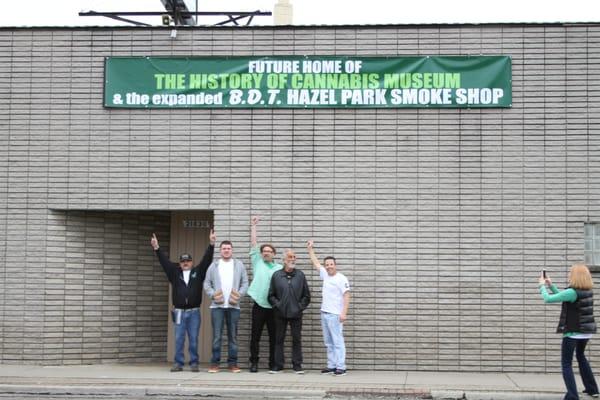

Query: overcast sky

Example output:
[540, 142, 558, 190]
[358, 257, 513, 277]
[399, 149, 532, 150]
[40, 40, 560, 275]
[0, 0, 598, 27]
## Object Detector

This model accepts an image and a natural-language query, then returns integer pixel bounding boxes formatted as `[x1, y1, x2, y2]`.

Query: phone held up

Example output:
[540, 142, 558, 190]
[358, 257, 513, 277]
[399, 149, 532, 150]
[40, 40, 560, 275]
[542, 269, 547, 279]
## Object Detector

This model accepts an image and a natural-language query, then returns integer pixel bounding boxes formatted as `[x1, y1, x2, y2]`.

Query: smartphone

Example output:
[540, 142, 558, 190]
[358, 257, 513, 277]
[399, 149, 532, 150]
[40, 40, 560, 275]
[542, 269, 547, 279]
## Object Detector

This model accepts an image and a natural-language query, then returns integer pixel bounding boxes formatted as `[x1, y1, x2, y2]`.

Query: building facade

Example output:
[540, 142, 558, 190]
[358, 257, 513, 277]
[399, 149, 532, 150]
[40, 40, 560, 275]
[1, 23, 599, 372]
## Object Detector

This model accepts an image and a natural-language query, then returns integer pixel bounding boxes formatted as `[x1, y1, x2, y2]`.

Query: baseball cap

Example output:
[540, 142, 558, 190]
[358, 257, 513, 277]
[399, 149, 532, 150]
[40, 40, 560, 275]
[179, 253, 193, 262]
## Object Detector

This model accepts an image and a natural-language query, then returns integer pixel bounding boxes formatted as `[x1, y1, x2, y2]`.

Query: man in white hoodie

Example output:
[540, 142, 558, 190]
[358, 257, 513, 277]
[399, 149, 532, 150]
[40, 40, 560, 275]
[203, 240, 249, 373]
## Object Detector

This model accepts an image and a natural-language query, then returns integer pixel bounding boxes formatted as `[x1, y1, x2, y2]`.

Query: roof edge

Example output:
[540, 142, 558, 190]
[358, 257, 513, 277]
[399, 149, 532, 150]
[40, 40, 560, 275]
[1, 21, 600, 30]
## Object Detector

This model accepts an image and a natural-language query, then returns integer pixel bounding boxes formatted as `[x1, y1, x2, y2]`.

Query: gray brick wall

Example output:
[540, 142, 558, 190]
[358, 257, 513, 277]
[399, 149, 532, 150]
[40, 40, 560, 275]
[0, 24, 600, 372]
[1, 210, 170, 365]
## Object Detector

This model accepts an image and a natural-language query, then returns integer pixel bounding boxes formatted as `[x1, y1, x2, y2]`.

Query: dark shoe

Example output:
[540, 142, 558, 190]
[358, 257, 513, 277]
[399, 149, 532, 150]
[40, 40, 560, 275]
[321, 367, 335, 374]
[249, 363, 258, 373]
[170, 365, 183, 372]
[584, 390, 600, 398]
[334, 369, 347, 376]
[190, 364, 199, 373]
[268, 368, 282, 374]
[293, 366, 304, 374]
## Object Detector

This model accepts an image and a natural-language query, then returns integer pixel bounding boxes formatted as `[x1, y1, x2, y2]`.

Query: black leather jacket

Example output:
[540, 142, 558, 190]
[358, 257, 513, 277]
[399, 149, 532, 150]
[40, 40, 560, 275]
[268, 268, 311, 319]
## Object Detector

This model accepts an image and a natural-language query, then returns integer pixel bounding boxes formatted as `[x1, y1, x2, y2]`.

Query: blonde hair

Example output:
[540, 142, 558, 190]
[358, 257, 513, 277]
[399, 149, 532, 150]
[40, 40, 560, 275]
[569, 263, 593, 290]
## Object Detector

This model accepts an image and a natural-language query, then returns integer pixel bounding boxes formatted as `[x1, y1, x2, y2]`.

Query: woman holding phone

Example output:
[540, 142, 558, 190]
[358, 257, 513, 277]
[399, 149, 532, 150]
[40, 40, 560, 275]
[539, 264, 599, 399]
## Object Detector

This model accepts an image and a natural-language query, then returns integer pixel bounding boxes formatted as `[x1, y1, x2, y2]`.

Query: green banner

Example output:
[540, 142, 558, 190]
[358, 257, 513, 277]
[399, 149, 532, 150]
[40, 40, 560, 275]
[104, 56, 511, 109]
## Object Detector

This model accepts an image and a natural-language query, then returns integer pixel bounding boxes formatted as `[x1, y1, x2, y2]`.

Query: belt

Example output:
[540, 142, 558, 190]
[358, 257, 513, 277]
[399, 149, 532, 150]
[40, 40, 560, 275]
[174, 307, 200, 312]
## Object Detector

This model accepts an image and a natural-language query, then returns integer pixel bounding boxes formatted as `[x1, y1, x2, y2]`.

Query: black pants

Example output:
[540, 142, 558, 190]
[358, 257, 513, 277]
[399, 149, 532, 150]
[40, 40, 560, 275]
[249, 303, 276, 368]
[273, 315, 303, 370]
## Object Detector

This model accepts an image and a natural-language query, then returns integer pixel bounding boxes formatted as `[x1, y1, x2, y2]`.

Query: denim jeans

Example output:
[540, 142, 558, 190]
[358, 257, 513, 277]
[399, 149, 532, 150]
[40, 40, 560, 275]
[561, 337, 599, 400]
[173, 308, 200, 367]
[210, 307, 240, 366]
[321, 312, 346, 370]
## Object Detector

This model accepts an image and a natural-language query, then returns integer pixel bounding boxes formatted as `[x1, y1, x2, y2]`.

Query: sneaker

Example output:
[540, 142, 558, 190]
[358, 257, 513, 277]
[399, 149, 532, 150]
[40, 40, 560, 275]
[228, 365, 241, 373]
[321, 367, 335, 374]
[207, 365, 219, 373]
[269, 368, 282, 374]
[334, 369, 347, 376]
[249, 363, 258, 373]
[170, 365, 183, 372]
[190, 364, 199, 373]
[293, 366, 304, 374]
[584, 390, 600, 398]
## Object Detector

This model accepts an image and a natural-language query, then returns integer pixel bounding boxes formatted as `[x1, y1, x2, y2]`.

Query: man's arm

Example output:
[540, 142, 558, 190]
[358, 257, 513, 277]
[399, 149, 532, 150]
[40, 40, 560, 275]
[151, 233, 177, 282]
[267, 273, 279, 308]
[300, 275, 311, 310]
[250, 216, 259, 248]
[306, 240, 322, 271]
[203, 264, 216, 298]
[340, 291, 350, 322]
[196, 229, 216, 277]
[238, 261, 249, 296]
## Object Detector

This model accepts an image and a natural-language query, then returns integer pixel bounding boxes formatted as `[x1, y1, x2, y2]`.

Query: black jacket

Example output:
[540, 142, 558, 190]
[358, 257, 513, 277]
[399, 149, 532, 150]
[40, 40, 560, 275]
[156, 244, 214, 309]
[557, 288, 597, 334]
[268, 268, 310, 319]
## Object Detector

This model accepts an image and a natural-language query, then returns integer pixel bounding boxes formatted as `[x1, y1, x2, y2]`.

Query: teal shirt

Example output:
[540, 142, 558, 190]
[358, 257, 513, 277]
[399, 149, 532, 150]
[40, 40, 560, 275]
[539, 284, 581, 337]
[247, 246, 283, 308]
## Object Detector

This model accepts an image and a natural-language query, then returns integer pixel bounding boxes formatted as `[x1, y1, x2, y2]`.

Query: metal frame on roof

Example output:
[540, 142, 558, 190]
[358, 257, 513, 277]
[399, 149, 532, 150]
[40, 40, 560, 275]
[79, 0, 271, 27]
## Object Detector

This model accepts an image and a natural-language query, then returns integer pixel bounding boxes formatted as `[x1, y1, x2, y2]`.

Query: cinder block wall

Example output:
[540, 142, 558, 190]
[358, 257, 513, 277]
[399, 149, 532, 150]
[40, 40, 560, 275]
[0, 24, 599, 372]
[1, 210, 171, 365]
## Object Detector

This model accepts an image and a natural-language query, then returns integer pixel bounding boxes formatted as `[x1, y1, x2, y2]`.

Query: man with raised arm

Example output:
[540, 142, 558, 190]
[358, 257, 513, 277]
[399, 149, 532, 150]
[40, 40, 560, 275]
[150, 230, 215, 372]
[307, 240, 351, 376]
[247, 216, 283, 372]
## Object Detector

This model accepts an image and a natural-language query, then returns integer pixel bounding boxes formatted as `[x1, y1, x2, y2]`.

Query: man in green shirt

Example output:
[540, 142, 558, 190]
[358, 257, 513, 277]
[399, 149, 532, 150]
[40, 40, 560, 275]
[248, 216, 283, 373]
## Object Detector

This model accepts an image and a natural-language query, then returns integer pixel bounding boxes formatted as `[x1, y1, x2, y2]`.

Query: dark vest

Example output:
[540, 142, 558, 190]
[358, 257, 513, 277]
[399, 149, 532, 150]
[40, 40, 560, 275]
[556, 288, 597, 334]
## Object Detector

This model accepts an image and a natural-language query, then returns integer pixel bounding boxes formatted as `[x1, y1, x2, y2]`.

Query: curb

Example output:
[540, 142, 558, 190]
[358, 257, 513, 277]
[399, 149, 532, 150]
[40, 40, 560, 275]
[0, 384, 565, 400]
[0, 384, 326, 399]
[432, 390, 561, 400]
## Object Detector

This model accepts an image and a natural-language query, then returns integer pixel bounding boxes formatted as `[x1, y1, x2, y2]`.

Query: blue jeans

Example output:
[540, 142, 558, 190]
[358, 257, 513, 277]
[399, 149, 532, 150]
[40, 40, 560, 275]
[321, 312, 346, 370]
[561, 337, 599, 400]
[173, 308, 200, 367]
[210, 307, 240, 366]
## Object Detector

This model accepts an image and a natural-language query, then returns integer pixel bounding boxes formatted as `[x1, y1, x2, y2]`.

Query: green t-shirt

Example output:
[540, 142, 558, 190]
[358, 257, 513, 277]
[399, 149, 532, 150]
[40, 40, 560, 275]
[247, 245, 283, 308]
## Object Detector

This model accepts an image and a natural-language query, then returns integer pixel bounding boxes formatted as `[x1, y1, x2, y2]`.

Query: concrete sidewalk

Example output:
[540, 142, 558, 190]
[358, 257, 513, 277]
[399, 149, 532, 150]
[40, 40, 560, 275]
[0, 363, 572, 399]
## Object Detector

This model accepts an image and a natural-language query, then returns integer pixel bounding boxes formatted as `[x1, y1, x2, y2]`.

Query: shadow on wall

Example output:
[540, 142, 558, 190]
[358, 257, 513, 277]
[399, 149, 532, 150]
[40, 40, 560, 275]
[41, 209, 172, 365]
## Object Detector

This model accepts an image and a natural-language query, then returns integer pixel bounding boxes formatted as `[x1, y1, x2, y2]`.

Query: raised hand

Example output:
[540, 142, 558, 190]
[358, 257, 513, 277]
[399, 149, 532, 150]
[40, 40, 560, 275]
[151, 233, 159, 250]
[250, 216, 260, 247]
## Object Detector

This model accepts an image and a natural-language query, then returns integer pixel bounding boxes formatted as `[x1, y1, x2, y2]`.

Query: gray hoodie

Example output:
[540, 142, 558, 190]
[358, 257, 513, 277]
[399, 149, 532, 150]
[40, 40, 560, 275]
[203, 258, 249, 309]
